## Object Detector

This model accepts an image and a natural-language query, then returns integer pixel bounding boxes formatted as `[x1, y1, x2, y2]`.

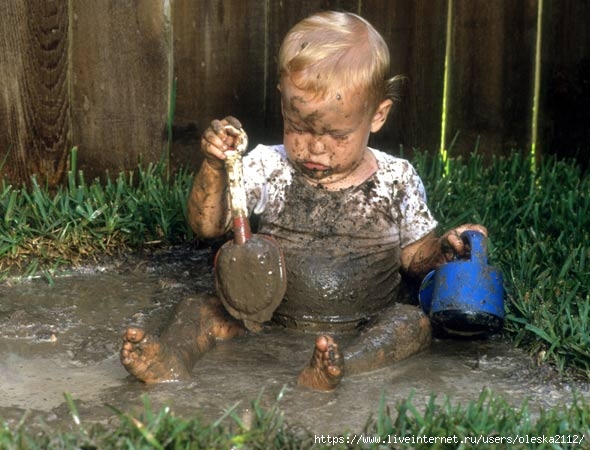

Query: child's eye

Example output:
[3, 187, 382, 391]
[330, 132, 349, 141]
[288, 124, 305, 134]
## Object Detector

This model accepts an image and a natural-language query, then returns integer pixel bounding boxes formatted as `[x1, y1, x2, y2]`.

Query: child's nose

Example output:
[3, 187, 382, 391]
[308, 136, 326, 155]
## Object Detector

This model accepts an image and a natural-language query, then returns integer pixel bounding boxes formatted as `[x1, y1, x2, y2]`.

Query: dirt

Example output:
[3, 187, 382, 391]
[0, 245, 588, 435]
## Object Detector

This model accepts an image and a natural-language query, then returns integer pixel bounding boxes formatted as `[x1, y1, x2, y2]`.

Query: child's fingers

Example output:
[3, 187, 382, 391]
[210, 118, 244, 148]
[201, 140, 227, 164]
[224, 116, 242, 130]
[201, 135, 230, 172]
[454, 223, 488, 238]
[200, 117, 245, 167]
[443, 224, 488, 258]
[210, 119, 227, 136]
[204, 119, 237, 150]
[444, 230, 465, 256]
[202, 128, 227, 153]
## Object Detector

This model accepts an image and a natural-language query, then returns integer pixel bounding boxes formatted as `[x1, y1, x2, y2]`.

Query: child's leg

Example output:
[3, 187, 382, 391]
[120, 294, 245, 383]
[343, 303, 431, 374]
[297, 303, 431, 391]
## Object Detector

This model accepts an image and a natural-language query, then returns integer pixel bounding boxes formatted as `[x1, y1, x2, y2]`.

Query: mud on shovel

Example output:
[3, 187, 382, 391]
[214, 125, 287, 331]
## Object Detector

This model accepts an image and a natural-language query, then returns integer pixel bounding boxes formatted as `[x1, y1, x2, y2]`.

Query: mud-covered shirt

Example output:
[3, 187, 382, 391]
[240, 144, 438, 325]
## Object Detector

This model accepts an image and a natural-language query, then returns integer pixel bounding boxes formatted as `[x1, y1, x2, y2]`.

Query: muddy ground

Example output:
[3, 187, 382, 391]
[0, 245, 588, 435]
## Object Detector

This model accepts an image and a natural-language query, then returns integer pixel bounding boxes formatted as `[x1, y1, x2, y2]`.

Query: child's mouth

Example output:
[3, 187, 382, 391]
[299, 162, 333, 179]
[302, 162, 330, 171]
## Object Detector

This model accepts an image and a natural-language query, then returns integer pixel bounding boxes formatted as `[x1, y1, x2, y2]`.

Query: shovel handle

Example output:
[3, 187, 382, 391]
[224, 126, 251, 244]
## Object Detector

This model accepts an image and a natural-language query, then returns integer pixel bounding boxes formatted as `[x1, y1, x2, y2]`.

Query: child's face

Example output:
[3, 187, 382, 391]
[280, 78, 391, 189]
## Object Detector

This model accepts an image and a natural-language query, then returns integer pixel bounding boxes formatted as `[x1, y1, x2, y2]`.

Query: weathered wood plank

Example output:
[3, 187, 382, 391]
[1, 0, 586, 184]
[0, 0, 70, 186]
[70, 0, 172, 180]
[542, 0, 590, 167]
[447, 0, 537, 158]
[171, 0, 269, 171]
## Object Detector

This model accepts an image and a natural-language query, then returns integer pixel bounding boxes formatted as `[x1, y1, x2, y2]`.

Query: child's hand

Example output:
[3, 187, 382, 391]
[441, 224, 488, 261]
[200, 116, 243, 170]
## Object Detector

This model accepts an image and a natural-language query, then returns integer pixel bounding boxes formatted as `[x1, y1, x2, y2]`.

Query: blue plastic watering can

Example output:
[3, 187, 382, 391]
[419, 230, 505, 337]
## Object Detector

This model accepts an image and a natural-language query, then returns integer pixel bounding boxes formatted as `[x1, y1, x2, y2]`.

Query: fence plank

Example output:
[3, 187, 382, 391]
[447, 0, 537, 159]
[1, 0, 587, 184]
[0, 0, 70, 186]
[171, 0, 269, 171]
[70, 0, 172, 181]
[541, 0, 590, 167]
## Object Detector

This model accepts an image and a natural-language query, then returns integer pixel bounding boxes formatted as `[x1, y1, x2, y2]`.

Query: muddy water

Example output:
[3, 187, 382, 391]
[0, 245, 587, 435]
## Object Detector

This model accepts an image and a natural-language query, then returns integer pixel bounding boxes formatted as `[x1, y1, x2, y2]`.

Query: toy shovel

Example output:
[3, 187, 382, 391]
[214, 126, 286, 330]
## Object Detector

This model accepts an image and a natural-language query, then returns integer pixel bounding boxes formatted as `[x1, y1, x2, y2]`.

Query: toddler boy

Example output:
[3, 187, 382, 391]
[121, 10, 486, 390]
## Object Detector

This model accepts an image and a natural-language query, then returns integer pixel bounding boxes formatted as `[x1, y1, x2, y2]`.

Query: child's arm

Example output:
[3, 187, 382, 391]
[187, 117, 243, 239]
[401, 224, 488, 279]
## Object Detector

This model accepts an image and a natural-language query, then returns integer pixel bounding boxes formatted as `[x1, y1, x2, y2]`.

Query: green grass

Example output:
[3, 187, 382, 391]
[0, 148, 194, 280]
[1, 150, 590, 447]
[413, 152, 590, 379]
[1, 390, 588, 449]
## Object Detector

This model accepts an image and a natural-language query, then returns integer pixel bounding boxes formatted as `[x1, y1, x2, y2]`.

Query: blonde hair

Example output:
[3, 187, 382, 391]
[278, 11, 397, 113]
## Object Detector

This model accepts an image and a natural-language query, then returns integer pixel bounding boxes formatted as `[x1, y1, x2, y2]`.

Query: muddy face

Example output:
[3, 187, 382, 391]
[279, 78, 391, 190]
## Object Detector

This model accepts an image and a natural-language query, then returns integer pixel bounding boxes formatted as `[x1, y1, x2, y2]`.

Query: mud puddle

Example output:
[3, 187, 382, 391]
[0, 245, 588, 435]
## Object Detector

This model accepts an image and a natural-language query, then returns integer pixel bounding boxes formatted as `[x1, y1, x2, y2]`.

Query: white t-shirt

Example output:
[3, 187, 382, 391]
[239, 144, 438, 325]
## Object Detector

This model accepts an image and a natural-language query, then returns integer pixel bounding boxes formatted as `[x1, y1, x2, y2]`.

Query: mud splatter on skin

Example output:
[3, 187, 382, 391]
[280, 84, 375, 189]
[288, 95, 324, 128]
[283, 96, 358, 183]
[286, 91, 355, 135]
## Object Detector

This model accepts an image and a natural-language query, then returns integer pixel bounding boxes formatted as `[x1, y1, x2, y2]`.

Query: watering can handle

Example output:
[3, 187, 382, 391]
[460, 230, 488, 265]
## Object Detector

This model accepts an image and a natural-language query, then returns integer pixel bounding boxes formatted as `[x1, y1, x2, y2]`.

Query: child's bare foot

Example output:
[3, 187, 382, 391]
[121, 327, 190, 383]
[121, 295, 246, 383]
[298, 335, 344, 391]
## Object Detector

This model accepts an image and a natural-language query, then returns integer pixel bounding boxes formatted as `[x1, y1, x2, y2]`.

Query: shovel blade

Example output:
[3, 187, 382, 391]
[215, 235, 286, 324]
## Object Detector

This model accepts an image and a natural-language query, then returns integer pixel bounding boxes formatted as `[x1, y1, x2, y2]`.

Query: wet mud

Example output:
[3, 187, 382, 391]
[0, 245, 588, 435]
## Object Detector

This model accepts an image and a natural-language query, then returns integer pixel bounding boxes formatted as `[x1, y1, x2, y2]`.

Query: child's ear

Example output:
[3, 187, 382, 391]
[370, 99, 393, 133]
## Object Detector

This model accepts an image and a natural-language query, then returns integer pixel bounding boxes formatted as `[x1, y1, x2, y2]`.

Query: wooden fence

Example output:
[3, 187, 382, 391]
[0, 0, 588, 186]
